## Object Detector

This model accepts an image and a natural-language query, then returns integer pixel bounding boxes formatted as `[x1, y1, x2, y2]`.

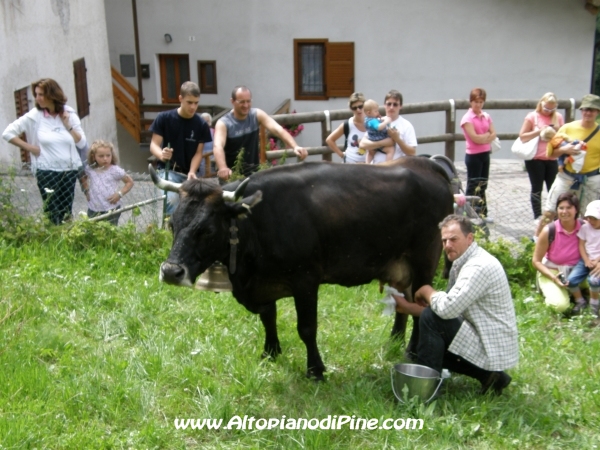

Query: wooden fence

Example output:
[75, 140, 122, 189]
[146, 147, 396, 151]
[263, 98, 581, 163]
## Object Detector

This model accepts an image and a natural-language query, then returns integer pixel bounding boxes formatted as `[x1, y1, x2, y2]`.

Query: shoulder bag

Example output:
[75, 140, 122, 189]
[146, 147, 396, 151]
[511, 113, 539, 160]
[491, 137, 501, 153]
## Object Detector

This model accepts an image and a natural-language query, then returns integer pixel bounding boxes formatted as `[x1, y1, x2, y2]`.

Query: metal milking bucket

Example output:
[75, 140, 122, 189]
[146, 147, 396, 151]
[391, 363, 445, 403]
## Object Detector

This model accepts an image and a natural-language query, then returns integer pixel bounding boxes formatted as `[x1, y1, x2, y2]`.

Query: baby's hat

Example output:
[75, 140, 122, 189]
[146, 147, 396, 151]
[584, 200, 600, 219]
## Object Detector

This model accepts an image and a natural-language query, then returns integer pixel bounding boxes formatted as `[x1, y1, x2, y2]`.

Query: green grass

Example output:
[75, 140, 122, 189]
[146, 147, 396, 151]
[0, 224, 599, 449]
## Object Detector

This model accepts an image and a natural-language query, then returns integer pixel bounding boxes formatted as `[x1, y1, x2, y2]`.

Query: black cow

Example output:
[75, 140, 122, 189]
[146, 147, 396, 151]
[151, 158, 454, 380]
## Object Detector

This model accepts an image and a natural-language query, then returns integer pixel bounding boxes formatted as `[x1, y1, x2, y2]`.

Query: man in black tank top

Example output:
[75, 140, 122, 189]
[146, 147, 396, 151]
[213, 86, 308, 180]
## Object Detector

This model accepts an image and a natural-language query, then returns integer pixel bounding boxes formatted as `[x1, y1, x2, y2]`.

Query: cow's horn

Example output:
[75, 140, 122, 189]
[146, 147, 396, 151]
[223, 177, 250, 202]
[148, 164, 182, 192]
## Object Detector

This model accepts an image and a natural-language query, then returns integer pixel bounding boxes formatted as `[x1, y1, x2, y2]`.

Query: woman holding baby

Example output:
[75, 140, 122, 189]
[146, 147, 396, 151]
[518, 92, 565, 223]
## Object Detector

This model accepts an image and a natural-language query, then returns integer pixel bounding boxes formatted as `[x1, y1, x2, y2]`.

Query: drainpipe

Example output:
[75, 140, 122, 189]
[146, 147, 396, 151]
[132, 0, 144, 103]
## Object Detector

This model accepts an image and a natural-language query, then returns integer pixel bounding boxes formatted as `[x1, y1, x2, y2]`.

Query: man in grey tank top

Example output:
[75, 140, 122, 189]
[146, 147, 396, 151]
[213, 86, 307, 180]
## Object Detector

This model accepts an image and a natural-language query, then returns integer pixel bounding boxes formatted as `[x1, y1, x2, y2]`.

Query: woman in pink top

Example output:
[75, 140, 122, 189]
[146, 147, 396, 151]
[518, 93, 564, 222]
[532, 192, 581, 313]
[460, 88, 497, 219]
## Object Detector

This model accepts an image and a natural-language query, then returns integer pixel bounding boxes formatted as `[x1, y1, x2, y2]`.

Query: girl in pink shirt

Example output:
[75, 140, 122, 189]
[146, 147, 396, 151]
[460, 88, 497, 219]
[84, 140, 134, 225]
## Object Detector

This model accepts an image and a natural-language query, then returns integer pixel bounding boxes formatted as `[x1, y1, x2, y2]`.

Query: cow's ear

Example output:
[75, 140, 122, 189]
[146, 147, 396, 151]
[225, 191, 263, 219]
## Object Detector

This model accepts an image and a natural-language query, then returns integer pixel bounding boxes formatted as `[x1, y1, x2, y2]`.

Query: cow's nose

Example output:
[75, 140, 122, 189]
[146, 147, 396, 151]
[161, 262, 186, 284]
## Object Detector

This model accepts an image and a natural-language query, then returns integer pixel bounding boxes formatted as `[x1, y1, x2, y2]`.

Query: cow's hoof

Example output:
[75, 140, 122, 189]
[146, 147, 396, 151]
[404, 350, 418, 363]
[306, 368, 325, 382]
[261, 351, 276, 360]
[261, 346, 281, 360]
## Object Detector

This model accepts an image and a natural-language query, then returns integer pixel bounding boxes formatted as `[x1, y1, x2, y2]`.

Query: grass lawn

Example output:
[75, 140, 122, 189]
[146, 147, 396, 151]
[0, 222, 599, 449]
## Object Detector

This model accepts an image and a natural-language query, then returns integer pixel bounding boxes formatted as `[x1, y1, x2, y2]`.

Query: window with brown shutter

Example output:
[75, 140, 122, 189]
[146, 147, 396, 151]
[294, 39, 354, 100]
[198, 61, 217, 94]
[14, 86, 30, 164]
[73, 58, 90, 118]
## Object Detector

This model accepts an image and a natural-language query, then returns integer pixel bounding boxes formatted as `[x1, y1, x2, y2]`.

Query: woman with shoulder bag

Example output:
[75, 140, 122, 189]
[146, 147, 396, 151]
[532, 192, 580, 313]
[518, 92, 564, 225]
[326, 92, 367, 163]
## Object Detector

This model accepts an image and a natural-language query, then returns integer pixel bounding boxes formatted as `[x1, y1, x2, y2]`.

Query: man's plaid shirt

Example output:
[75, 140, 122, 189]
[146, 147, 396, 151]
[430, 242, 519, 371]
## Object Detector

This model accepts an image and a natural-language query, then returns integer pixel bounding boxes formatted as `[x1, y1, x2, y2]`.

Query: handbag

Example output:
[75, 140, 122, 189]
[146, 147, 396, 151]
[511, 136, 539, 160]
[511, 113, 539, 160]
[491, 137, 501, 153]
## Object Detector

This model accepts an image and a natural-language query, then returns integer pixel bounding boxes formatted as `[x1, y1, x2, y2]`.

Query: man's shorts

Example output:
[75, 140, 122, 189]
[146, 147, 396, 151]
[545, 171, 600, 214]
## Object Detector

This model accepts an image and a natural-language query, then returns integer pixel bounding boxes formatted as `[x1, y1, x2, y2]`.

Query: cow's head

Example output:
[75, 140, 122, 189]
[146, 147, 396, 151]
[149, 165, 262, 287]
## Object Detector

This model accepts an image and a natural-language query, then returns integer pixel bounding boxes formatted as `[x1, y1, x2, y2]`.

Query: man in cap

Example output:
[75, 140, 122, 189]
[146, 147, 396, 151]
[566, 199, 600, 317]
[393, 214, 519, 396]
[536, 94, 600, 237]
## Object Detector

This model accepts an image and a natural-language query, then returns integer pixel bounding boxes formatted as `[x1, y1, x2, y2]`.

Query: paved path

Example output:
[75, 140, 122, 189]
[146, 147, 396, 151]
[454, 158, 534, 242]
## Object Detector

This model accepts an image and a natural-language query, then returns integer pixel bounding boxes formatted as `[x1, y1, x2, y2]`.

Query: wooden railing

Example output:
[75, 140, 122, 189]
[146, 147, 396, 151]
[111, 67, 140, 142]
[258, 99, 292, 162]
[265, 98, 581, 162]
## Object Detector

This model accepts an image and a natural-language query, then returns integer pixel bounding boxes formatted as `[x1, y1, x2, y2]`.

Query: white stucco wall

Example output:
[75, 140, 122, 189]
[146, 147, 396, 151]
[0, 0, 116, 168]
[104, 0, 597, 160]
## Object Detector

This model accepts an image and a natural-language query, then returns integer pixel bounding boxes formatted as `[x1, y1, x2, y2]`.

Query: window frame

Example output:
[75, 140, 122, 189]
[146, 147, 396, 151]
[158, 54, 191, 103]
[294, 38, 328, 101]
[198, 60, 218, 94]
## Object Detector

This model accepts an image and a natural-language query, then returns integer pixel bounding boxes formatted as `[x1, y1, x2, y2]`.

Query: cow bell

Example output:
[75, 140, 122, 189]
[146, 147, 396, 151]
[195, 262, 233, 292]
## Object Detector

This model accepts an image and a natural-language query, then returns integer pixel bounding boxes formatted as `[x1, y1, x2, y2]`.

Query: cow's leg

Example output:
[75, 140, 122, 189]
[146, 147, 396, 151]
[405, 316, 420, 361]
[391, 287, 418, 361]
[292, 282, 325, 381]
[391, 312, 409, 340]
[405, 230, 445, 361]
[259, 302, 282, 359]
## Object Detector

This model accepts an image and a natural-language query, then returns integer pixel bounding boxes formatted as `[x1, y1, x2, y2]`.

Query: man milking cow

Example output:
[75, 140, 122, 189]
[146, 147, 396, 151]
[393, 214, 519, 395]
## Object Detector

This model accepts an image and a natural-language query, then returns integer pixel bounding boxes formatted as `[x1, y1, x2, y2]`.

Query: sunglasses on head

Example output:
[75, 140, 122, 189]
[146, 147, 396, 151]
[350, 104, 364, 111]
[386, 102, 399, 107]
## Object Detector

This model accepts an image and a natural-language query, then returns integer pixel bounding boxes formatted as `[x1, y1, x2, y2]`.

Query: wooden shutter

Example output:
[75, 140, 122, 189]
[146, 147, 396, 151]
[198, 61, 218, 94]
[325, 42, 354, 98]
[73, 58, 90, 118]
[14, 87, 29, 117]
[14, 87, 30, 163]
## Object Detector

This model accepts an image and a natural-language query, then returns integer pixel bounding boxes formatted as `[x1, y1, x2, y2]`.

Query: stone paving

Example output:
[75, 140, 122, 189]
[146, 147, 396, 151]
[453, 158, 534, 243]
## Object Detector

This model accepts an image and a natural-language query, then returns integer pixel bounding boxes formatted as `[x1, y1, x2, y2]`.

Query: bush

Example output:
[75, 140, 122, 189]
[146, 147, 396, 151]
[478, 236, 536, 293]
